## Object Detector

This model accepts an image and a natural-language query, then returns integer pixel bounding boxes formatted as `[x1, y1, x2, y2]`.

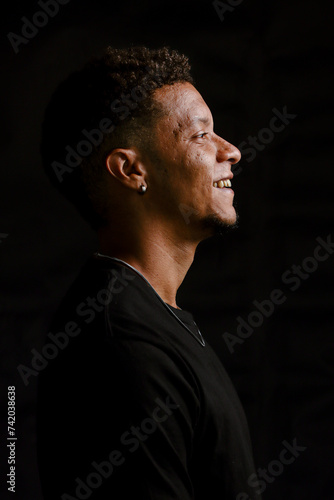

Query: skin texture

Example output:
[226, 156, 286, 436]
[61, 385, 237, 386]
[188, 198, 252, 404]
[98, 82, 241, 308]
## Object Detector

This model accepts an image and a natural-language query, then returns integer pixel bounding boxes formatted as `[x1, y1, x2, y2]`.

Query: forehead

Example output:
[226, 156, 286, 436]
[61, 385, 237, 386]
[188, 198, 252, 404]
[153, 82, 212, 131]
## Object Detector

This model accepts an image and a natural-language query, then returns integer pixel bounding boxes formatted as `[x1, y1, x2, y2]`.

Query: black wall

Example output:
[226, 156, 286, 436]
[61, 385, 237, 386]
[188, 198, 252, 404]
[1, 1, 333, 499]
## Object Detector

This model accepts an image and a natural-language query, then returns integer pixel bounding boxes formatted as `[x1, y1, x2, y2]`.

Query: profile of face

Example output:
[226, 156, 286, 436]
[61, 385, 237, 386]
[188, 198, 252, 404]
[144, 82, 241, 239]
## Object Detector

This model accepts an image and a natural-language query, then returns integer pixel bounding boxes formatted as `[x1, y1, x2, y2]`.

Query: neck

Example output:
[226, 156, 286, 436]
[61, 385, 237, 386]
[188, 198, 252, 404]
[97, 222, 199, 308]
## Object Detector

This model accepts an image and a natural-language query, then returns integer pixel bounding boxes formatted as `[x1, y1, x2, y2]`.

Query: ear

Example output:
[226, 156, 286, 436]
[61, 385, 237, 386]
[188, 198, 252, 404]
[105, 148, 147, 192]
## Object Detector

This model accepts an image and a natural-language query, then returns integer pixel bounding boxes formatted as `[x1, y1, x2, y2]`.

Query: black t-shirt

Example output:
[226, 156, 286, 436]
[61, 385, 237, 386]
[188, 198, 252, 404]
[36, 255, 261, 500]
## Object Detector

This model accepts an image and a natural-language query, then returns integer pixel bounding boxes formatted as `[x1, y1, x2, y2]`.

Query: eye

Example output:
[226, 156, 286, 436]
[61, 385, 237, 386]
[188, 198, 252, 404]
[196, 132, 208, 139]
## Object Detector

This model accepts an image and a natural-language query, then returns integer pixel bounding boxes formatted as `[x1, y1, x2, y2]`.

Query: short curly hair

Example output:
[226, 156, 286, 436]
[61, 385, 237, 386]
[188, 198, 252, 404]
[41, 46, 194, 229]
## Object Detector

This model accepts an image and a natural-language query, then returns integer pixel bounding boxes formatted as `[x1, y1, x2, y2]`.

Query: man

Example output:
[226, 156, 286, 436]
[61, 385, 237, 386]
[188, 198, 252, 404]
[37, 46, 261, 500]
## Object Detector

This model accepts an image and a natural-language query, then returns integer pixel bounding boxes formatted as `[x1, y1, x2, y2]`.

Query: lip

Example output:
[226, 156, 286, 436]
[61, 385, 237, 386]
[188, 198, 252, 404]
[213, 184, 234, 194]
[216, 187, 234, 193]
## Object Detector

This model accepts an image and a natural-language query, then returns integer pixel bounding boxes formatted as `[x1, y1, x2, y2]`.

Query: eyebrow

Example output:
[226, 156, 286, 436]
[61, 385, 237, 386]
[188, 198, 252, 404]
[172, 115, 213, 137]
[189, 116, 212, 126]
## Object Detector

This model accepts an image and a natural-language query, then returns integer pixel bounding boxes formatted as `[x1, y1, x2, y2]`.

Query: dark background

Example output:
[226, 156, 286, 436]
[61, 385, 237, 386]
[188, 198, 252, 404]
[1, 0, 333, 499]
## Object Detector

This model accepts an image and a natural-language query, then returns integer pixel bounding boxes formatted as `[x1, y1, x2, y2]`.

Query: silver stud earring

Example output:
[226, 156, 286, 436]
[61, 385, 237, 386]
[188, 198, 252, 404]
[139, 184, 147, 194]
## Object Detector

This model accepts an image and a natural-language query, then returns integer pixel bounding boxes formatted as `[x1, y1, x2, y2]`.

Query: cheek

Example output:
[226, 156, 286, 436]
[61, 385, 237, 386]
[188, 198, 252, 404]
[155, 148, 214, 206]
[180, 160, 214, 211]
[185, 150, 213, 182]
[191, 153, 214, 193]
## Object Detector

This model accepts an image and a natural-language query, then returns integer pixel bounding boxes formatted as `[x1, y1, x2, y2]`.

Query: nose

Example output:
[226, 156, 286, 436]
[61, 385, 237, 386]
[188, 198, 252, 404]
[216, 136, 241, 165]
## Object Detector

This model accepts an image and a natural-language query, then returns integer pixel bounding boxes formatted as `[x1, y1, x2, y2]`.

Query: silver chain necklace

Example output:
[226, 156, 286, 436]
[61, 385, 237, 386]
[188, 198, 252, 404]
[94, 252, 206, 347]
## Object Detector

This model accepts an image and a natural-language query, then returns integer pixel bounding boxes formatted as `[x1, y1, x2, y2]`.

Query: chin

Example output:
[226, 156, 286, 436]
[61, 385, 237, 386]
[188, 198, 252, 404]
[202, 210, 239, 235]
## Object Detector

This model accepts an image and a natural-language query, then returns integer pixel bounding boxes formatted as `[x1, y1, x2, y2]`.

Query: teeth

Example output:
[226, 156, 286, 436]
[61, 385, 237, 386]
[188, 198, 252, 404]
[213, 179, 232, 188]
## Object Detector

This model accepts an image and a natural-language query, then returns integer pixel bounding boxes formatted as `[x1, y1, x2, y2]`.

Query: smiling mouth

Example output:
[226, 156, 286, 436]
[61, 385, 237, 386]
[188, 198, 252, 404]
[213, 179, 232, 189]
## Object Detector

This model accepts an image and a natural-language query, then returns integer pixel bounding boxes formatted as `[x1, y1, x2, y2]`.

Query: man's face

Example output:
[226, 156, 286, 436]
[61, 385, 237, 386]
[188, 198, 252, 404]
[144, 82, 241, 238]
